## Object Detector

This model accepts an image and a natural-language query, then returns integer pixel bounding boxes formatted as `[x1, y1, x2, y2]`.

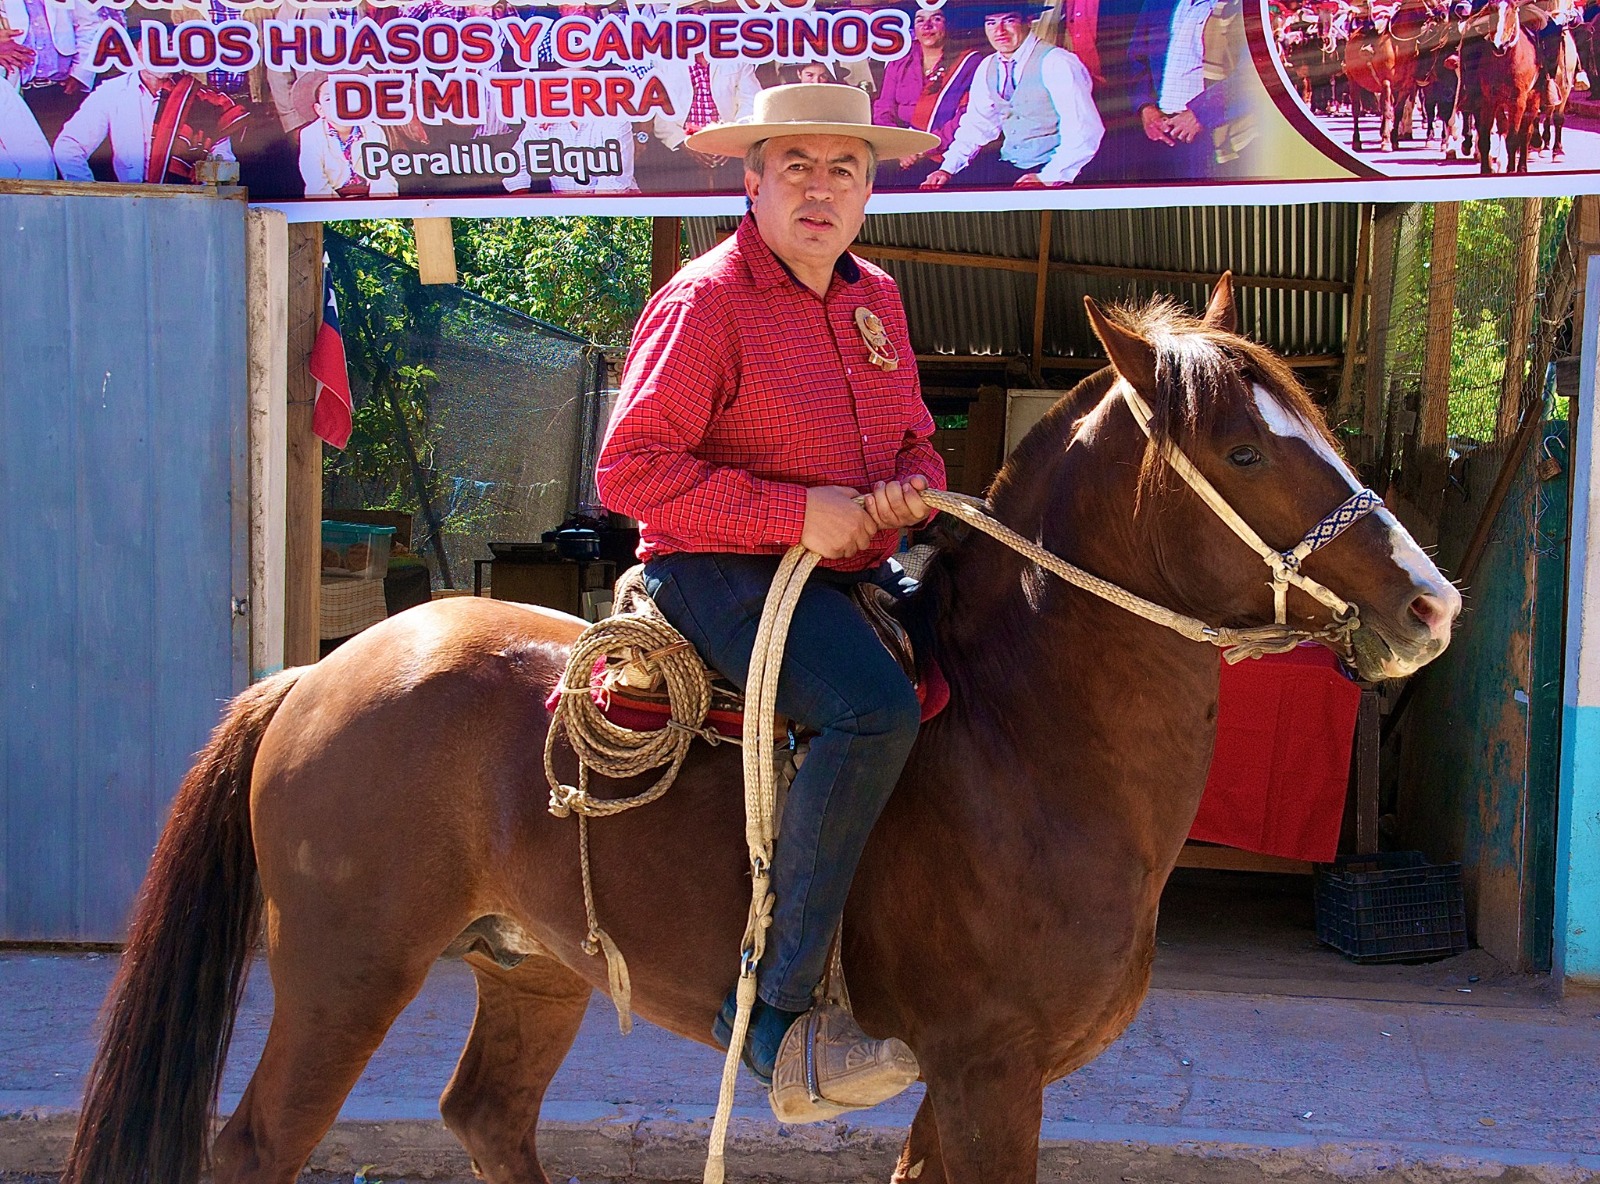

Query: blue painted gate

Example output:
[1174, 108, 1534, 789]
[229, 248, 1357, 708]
[0, 187, 249, 942]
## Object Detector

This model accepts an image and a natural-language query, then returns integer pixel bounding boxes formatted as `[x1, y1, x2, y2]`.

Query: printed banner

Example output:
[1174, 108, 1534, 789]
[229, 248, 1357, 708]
[2, 0, 1598, 218]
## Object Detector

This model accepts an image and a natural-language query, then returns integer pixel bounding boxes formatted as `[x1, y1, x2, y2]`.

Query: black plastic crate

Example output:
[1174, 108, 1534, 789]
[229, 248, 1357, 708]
[1314, 852, 1469, 963]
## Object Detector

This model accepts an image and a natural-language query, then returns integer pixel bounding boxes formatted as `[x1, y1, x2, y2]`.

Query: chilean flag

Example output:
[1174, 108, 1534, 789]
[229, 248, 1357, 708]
[310, 258, 353, 450]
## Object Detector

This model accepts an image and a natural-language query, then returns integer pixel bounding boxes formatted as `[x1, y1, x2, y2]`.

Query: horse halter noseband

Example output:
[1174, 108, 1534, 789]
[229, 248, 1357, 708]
[1118, 381, 1384, 640]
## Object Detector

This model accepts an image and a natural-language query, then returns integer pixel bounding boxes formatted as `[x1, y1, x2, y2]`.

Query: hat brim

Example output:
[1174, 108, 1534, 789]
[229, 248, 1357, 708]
[685, 120, 941, 160]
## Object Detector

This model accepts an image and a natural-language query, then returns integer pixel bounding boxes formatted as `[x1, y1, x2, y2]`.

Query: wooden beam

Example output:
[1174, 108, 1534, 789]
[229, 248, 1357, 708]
[1572, 194, 1600, 334]
[1498, 200, 1545, 441]
[1332, 204, 1372, 430]
[854, 242, 1036, 274]
[1363, 205, 1403, 467]
[1030, 211, 1054, 386]
[1175, 843, 1314, 874]
[711, 229, 1352, 294]
[413, 217, 457, 285]
[284, 223, 323, 667]
[1354, 688, 1381, 854]
[849, 241, 1351, 293]
[1415, 202, 1460, 516]
[964, 384, 1008, 494]
[245, 208, 288, 682]
[651, 217, 683, 292]
[915, 352, 1343, 370]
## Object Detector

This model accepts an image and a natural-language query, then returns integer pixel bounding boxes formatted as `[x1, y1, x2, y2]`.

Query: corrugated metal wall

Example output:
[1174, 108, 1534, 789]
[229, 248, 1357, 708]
[0, 187, 249, 942]
[686, 204, 1358, 362]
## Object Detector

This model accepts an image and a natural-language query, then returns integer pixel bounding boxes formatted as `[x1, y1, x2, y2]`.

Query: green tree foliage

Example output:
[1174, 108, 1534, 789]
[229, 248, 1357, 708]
[340, 216, 654, 345]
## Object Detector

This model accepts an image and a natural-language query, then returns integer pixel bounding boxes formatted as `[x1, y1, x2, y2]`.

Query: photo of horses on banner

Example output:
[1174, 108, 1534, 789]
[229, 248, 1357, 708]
[1264, 0, 1600, 175]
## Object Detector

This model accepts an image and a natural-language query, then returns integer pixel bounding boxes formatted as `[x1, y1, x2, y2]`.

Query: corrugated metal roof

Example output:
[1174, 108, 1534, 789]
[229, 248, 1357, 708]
[685, 204, 1359, 369]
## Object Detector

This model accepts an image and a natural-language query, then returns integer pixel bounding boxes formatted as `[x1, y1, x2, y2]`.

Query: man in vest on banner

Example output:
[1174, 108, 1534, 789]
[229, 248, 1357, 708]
[921, 0, 1103, 189]
[596, 84, 945, 1113]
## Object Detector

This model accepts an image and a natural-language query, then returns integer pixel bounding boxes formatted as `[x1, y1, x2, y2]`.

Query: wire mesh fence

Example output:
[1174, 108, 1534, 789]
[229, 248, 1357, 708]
[322, 229, 598, 588]
[1350, 197, 1573, 535]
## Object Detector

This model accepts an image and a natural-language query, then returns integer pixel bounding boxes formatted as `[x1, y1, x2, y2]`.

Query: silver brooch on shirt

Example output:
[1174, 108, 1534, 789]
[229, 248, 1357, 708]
[855, 307, 900, 372]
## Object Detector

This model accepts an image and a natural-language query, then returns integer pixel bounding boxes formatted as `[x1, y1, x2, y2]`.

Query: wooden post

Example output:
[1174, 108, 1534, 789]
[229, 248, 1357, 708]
[1333, 204, 1372, 432]
[245, 209, 288, 681]
[651, 217, 682, 293]
[1363, 206, 1403, 461]
[414, 218, 457, 285]
[1571, 196, 1600, 358]
[284, 223, 324, 667]
[1355, 689, 1381, 854]
[1415, 201, 1459, 517]
[1030, 210, 1053, 386]
[964, 384, 1009, 495]
[1497, 200, 1546, 441]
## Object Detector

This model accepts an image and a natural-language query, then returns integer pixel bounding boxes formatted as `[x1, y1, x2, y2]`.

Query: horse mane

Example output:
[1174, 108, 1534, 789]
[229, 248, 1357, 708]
[903, 295, 1336, 667]
[990, 296, 1333, 514]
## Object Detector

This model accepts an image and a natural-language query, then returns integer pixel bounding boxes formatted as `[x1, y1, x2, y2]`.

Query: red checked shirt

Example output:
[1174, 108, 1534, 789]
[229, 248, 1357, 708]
[596, 215, 945, 573]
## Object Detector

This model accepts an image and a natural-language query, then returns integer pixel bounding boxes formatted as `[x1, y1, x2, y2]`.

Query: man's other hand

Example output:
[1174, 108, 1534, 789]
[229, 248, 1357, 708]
[920, 169, 952, 189]
[802, 485, 877, 559]
[863, 475, 932, 532]
[1140, 105, 1176, 144]
[1167, 108, 1203, 143]
[0, 31, 37, 73]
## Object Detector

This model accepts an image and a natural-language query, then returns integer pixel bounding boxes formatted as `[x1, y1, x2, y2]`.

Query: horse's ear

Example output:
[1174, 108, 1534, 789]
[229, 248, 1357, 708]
[1084, 296, 1157, 395]
[1203, 272, 1238, 334]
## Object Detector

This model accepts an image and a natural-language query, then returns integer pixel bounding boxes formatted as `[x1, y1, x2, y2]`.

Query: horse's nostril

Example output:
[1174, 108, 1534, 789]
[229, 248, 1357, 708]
[1409, 591, 1456, 636]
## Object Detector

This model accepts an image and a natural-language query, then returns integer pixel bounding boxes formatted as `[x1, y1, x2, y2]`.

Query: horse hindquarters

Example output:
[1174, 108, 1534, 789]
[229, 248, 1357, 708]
[62, 670, 304, 1184]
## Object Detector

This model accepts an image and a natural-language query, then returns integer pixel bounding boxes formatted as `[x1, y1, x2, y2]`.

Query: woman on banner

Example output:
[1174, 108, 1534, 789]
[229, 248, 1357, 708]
[872, 3, 982, 186]
[296, 74, 398, 198]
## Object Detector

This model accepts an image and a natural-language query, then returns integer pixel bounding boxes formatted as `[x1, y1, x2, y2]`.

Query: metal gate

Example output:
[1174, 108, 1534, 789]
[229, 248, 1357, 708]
[0, 185, 249, 942]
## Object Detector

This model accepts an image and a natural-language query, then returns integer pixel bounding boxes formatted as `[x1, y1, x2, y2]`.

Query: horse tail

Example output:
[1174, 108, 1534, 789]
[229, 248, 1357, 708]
[61, 667, 307, 1184]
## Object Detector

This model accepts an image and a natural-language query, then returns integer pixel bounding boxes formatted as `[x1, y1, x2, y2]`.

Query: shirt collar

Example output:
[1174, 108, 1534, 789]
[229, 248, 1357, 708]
[736, 213, 863, 293]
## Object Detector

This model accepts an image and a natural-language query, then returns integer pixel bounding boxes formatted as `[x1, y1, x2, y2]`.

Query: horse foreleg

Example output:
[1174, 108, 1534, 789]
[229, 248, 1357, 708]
[894, 1095, 947, 1183]
[439, 954, 593, 1184]
[1352, 87, 1365, 151]
[921, 1054, 1046, 1184]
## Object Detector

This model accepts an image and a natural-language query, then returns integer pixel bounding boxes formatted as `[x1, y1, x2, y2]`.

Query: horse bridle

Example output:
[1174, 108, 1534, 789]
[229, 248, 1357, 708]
[1117, 382, 1384, 635]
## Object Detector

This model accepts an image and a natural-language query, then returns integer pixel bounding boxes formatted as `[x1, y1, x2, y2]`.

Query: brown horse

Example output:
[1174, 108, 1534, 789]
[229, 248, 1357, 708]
[1536, 27, 1580, 157]
[1344, 0, 1435, 150]
[62, 281, 1461, 1184]
[1462, 0, 1543, 171]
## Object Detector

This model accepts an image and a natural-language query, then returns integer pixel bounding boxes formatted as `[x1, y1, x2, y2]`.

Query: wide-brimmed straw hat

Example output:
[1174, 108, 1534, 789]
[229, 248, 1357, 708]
[685, 83, 939, 159]
[931, 0, 1049, 32]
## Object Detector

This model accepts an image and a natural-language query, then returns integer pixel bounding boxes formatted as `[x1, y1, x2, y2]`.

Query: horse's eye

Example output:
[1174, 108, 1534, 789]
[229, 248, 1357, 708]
[1228, 445, 1263, 467]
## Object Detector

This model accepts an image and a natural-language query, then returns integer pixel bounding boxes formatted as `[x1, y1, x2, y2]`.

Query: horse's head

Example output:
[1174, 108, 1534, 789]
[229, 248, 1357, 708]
[1064, 276, 1459, 681]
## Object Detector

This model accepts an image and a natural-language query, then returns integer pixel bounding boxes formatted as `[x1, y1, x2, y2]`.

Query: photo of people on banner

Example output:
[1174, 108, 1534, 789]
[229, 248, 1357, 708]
[1266, 0, 1600, 175]
[0, 0, 1264, 201]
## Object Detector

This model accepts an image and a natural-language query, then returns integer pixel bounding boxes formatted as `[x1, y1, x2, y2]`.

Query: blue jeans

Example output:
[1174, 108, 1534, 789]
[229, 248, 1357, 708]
[642, 552, 922, 1011]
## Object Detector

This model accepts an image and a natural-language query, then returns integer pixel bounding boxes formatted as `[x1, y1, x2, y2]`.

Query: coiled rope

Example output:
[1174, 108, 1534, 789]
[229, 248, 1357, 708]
[543, 567, 733, 1035]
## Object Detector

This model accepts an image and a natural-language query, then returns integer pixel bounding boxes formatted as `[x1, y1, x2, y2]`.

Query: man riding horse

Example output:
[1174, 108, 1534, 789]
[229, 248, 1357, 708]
[595, 83, 945, 1102]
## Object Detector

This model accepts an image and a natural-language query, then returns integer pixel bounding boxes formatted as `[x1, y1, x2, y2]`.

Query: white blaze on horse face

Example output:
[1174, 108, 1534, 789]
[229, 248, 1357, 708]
[1250, 385, 1457, 670]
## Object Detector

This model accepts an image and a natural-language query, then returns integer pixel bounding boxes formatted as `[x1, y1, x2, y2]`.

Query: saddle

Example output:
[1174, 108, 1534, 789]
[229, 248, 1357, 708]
[587, 579, 949, 741]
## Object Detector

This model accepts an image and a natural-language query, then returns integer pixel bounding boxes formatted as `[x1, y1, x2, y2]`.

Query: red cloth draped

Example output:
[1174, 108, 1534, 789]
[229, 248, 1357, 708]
[1188, 645, 1361, 862]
